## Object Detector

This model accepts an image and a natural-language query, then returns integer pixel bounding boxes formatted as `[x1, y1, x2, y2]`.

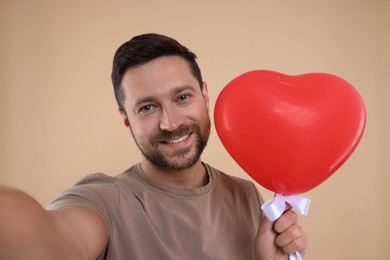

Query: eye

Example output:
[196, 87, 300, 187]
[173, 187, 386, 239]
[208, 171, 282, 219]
[138, 104, 156, 114]
[177, 94, 190, 103]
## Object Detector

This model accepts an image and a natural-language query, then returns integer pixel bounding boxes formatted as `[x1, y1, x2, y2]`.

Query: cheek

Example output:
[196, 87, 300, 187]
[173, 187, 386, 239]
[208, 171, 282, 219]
[130, 114, 164, 139]
[138, 126, 153, 138]
[129, 119, 157, 140]
[194, 105, 210, 122]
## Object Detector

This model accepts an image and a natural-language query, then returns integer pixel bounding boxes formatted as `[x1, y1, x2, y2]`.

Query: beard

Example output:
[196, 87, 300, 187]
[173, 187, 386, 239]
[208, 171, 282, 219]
[131, 118, 211, 171]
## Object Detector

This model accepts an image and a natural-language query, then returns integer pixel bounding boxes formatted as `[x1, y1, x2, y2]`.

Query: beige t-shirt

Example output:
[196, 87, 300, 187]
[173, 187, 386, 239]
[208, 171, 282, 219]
[49, 163, 263, 260]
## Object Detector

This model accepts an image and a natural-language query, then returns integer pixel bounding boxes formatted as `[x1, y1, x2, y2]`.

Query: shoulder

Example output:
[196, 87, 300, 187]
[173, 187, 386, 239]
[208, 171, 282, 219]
[48, 168, 134, 213]
[205, 163, 264, 216]
[58, 172, 123, 198]
[70, 172, 124, 195]
[205, 163, 262, 199]
[206, 163, 254, 187]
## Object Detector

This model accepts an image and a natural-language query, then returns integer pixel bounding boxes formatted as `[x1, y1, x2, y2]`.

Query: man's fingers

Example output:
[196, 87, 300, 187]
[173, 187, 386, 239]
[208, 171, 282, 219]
[275, 220, 308, 255]
[273, 209, 298, 233]
[275, 223, 303, 246]
[278, 230, 307, 255]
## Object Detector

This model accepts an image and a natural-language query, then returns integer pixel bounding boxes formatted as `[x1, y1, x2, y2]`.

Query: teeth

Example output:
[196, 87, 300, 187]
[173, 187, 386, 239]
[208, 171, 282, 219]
[165, 134, 189, 144]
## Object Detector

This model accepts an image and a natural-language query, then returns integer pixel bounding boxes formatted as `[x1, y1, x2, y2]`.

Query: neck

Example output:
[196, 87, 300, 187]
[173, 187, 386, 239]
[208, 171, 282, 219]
[140, 160, 208, 189]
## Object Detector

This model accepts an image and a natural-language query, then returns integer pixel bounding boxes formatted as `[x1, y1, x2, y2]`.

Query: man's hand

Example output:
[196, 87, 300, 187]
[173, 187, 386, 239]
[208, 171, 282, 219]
[254, 206, 308, 260]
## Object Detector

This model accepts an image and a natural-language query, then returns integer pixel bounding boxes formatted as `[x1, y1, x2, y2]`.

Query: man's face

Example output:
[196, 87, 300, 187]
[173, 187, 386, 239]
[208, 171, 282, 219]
[120, 56, 211, 171]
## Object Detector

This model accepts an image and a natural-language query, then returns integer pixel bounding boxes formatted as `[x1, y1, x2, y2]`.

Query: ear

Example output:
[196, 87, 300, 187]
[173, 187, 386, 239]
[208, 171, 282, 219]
[118, 108, 130, 127]
[201, 82, 210, 112]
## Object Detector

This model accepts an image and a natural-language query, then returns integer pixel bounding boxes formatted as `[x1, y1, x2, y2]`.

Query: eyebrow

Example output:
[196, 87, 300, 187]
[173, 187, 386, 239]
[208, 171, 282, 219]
[133, 84, 196, 110]
[172, 84, 196, 95]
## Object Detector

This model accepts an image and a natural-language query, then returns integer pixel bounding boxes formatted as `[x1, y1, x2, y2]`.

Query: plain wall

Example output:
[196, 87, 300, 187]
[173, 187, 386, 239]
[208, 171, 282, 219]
[1, 0, 389, 259]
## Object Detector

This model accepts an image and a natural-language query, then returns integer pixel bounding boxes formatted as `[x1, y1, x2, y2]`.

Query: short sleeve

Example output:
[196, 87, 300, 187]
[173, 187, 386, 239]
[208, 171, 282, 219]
[47, 173, 120, 231]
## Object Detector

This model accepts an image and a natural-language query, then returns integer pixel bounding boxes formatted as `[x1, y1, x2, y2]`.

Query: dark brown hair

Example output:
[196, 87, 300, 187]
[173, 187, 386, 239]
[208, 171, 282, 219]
[111, 33, 203, 111]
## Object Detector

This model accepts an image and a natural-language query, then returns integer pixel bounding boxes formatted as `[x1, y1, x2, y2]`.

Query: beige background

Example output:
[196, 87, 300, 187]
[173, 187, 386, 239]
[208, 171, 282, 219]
[1, 0, 389, 259]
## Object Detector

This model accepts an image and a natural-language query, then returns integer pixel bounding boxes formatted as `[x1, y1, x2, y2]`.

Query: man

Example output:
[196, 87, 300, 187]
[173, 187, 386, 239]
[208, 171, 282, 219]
[0, 33, 307, 259]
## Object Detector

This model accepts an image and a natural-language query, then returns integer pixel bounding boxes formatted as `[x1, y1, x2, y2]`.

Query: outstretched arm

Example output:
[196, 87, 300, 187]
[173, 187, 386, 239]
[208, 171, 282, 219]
[0, 185, 108, 260]
[254, 206, 308, 260]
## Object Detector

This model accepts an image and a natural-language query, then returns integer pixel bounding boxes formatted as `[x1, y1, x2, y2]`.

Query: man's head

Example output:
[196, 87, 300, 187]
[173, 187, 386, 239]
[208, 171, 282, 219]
[111, 34, 210, 171]
[112, 33, 204, 113]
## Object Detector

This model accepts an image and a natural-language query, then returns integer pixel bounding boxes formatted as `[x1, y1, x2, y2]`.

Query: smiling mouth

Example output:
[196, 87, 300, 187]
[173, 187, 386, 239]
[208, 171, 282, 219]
[162, 134, 190, 144]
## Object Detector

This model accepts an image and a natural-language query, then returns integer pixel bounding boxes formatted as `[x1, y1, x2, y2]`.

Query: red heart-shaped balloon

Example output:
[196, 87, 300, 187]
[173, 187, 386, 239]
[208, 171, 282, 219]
[214, 70, 366, 195]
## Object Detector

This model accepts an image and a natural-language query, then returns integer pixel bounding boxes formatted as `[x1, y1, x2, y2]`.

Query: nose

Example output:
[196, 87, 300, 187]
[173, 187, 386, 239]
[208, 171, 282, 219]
[159, 106, 183, 131]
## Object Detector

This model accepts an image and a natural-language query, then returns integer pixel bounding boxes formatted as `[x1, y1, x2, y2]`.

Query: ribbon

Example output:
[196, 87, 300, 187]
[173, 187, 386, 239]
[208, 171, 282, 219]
[261, 194, 311, 260]
[261, 194, 311, 221]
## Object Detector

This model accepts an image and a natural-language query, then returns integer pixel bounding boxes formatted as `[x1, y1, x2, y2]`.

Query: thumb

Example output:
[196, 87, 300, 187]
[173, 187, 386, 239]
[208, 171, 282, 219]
[255, 216, 279, 260]
[257, 215, 276, 240]
[258, 215, 274, 234]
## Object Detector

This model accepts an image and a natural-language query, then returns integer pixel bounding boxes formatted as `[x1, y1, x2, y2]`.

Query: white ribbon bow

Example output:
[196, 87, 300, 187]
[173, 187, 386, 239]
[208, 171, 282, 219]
[261, 194, 311, 221]
[261, 194, 311, 260]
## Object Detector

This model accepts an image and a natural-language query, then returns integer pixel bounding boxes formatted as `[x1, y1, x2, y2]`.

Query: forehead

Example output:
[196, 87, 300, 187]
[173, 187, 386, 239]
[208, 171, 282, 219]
[121, 56, 199, 103]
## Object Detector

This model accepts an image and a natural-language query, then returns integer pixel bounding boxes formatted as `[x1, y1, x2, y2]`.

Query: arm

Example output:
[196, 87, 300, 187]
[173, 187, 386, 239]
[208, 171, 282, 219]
[0, 186, 108, 260]
[254, 207, 308, 260]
